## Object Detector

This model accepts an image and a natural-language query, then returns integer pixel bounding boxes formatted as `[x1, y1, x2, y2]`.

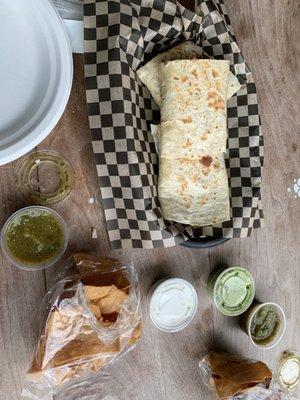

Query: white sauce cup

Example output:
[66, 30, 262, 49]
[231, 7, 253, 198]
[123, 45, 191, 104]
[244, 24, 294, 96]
[149, 277, 198, 333]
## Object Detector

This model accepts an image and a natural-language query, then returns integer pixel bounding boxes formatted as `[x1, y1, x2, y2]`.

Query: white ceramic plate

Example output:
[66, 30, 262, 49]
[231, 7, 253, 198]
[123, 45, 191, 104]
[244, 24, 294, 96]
[0, 0, 73, 166]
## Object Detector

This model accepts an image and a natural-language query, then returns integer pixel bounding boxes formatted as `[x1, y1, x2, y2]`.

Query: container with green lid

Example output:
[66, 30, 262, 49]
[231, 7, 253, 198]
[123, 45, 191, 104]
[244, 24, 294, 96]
[207, 266, 255, 316]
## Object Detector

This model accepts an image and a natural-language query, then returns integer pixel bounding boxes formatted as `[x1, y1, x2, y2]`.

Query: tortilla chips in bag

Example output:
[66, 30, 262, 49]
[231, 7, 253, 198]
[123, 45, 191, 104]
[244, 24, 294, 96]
[22, 254, 141, 399]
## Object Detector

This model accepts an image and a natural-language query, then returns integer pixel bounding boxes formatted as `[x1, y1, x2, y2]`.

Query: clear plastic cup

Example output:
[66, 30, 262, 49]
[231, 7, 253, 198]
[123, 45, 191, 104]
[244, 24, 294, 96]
[16, 150, 75, 205]
[1, 206, 68, 271]
[276, 351, 300, 391]
[240, 301, 286, 349]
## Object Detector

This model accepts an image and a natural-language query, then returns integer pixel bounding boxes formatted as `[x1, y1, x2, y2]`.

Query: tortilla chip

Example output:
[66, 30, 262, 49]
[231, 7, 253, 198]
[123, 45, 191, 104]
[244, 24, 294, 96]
[73, 253, 131, 291]
[85, 285, 112, 301]
[89, 303, 101, 319]
[205, 352, 272, 400]
[27, 255, 141, 388]
[129, 322, 142, 345]
[28, 309, 121, 369]
[85, 285, 128, 315]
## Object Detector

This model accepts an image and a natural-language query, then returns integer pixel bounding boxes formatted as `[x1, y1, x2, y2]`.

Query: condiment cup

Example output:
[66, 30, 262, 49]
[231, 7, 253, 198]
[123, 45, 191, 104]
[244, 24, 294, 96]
[16, 150, 74, 205]
[207, 266, 255, 316]
[240, 301, 286, 349]
[149, 277, 198, 333]
[0, 206, 68, 271]
[276, 351, 300, 391]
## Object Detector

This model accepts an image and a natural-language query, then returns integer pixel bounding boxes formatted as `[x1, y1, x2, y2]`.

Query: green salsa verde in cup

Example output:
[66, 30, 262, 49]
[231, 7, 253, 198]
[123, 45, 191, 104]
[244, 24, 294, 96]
[1, 206, 67, 270]
[250, 303, 281, 346]
[240, 301, 286, 349]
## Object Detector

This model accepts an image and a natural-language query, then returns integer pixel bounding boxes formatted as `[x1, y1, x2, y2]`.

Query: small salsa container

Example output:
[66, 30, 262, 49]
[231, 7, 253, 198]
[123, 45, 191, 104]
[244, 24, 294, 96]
[239, 301, 286, 349]
[1, 206, 68, 271]
[149, 277, 198, 332]
[207, 266, 255, 316]
[276, 351, 300, 391]
[16, 150, 74, 205]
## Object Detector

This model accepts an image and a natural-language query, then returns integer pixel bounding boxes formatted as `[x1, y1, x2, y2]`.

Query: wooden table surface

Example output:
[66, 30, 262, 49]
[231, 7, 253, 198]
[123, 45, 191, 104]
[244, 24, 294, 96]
[0, 1, 299, 399]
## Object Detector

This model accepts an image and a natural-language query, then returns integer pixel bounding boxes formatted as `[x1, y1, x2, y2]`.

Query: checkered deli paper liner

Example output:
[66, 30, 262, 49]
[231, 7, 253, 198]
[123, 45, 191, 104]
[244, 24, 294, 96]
[84, 0, 264, 249]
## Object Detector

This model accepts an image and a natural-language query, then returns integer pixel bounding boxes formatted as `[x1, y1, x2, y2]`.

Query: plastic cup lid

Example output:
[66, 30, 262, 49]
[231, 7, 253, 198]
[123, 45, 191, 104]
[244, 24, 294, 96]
[277, 352, 300, 391]
[214, 267, 255, 316]
[149, 278, 198, 332]
[16, 150, 74, 205]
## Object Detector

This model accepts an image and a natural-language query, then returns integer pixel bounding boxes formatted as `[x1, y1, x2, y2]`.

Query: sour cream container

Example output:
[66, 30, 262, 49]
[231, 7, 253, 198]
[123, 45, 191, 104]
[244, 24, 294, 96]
[149, 277, 198, 332]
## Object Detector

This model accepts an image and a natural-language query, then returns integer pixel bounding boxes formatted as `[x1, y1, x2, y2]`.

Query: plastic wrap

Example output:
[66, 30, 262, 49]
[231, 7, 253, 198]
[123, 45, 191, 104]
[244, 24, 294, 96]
[52, 0, 83, 20]
[199, 352, 299, 400]
[22, 254, 141, 400]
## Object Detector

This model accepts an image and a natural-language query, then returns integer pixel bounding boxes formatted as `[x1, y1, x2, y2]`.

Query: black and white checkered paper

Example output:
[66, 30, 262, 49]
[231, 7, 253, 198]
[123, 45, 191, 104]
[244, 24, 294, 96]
[84, 0, 264, 249]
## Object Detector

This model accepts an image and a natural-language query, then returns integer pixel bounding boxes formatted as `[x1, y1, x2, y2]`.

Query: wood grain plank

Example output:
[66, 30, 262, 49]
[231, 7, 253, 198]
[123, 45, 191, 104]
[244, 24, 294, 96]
[213, 1, 300, 397]
[0, 167, 46, 399]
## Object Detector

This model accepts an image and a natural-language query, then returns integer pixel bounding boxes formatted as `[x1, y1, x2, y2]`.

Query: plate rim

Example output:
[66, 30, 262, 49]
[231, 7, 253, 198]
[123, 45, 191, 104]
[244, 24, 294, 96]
[0, 0, 73, 166]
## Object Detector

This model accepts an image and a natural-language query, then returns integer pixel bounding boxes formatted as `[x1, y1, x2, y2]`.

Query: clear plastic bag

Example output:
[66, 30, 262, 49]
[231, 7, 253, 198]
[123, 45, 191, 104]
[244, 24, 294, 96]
[198, 352, 298, 400]
[22, 254, 141, 400]
[52, 0, 83, 20]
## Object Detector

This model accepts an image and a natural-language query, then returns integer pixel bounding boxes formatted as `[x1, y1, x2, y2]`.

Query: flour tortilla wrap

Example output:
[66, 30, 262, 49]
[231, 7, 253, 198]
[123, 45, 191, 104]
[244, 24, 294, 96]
[159, 148, 230, 226]
[160, 59, 229, 125]
[151, 119, 225, 156]
[137, 41, 203, 106]
[158, 59, 230, 226]
[137, 42, 241, 106]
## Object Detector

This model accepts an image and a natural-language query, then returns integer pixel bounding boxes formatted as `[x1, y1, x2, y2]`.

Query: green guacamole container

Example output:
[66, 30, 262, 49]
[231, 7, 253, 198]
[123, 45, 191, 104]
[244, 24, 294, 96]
[207, 266, 255, 316]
